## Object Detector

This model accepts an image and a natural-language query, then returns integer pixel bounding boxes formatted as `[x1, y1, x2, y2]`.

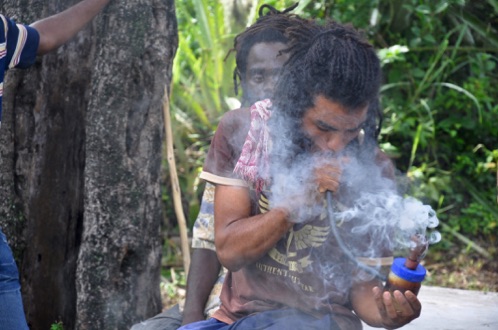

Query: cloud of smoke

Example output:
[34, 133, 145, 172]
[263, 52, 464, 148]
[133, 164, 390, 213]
[268, 140, 441, 285]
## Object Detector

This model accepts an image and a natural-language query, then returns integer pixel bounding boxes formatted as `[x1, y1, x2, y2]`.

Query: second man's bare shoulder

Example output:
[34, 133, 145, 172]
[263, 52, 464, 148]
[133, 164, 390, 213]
[216, 107, 251, 150]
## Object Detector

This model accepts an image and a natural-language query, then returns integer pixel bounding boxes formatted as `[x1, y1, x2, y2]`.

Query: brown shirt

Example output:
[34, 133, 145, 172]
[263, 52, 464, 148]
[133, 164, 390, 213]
[200, 107, 394, 329]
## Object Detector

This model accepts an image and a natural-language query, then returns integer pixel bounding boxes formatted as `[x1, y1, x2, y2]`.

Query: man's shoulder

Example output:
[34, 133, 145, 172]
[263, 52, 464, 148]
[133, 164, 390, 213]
[217, 107, 251, 140]
[373, 147, 396, 179]
[0, 15, 39, 69]
[373, 147, 393, 164]
[219, 107, 250, 126]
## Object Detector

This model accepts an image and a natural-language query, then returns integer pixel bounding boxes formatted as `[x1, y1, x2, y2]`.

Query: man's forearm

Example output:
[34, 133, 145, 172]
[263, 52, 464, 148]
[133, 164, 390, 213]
[215, 184, 293, 272]
[31, 0, 111, 55]
[351, 280, 384, 327]
[182, 248, 222, 325]
[215, 207, 292, 271]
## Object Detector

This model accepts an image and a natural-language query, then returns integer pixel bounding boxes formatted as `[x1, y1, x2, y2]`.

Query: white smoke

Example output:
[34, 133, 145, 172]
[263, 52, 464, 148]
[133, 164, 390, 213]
[336, 190, 441, 252]
[270, 152, 325, 223]
[269, 149, 441, 274]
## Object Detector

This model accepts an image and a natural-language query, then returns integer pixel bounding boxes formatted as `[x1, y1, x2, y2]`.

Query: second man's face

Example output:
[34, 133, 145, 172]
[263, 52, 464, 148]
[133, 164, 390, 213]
[243, 42, 289, 106]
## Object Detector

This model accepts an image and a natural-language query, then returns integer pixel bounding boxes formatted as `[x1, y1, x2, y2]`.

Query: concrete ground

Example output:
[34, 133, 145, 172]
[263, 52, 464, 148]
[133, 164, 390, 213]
[363, 286, 498, 329]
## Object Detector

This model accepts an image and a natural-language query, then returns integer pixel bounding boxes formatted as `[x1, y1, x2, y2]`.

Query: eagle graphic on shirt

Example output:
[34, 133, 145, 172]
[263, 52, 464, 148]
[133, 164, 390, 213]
[259, 192, 331, 274]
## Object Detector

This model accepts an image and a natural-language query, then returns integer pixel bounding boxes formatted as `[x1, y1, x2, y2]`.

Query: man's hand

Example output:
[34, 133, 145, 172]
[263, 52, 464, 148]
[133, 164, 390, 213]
[314, 159, 344, 194]
[371, 286, 422, 329]
[351, 280, 422, 329]
[270, 156, 348, 223]
[311, 154, 351, 195]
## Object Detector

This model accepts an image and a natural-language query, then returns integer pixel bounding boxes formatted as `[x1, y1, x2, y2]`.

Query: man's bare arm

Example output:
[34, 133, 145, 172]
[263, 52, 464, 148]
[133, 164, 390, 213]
[214, 185, 293, 272]
[182, 248, 221, 325]
[30, 0, 111, 55]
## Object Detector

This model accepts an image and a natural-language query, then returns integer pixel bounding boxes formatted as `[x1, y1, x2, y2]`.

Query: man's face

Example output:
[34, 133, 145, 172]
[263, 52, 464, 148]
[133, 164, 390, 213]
[242, 42, 289, 106]
[301, 95, 368, 155]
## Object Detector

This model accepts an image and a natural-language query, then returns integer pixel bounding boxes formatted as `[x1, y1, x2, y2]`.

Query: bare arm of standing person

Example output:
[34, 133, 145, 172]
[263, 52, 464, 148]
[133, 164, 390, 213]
[30, 0, 111, 55]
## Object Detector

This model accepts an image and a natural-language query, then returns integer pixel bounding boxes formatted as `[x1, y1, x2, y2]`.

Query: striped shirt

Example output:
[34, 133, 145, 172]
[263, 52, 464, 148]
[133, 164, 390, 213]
[0, 15, 39, 128]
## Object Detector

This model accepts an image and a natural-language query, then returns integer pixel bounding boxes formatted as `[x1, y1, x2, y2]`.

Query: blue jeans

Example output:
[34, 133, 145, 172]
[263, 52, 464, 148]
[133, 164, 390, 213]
[178, 308, 339, 330]
[0, 229, 29, 329]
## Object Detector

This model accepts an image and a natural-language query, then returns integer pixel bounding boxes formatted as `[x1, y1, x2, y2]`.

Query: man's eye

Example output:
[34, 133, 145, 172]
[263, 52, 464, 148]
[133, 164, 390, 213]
[316, 121, 334, 132]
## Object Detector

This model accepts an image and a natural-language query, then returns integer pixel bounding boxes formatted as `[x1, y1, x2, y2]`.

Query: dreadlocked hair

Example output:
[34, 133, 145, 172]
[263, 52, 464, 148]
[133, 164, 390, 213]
[226, 2, 305, 99]
[271, 19, 383, 159]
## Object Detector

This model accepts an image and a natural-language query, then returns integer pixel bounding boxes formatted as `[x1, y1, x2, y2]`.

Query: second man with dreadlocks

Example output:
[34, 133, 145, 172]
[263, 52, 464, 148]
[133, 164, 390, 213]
[131, 4, 304, 330]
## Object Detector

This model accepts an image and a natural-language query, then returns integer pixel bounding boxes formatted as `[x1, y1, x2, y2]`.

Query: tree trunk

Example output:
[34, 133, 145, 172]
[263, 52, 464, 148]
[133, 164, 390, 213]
[0, 1, 178, 329]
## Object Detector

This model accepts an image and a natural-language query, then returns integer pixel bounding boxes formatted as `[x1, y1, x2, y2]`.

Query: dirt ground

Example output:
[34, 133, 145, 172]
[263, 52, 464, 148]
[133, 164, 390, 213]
[423, 239, 498, 292]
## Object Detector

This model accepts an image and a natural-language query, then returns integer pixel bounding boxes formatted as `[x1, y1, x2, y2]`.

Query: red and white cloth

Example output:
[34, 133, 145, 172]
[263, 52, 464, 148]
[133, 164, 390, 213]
[233, 99, 272, 192]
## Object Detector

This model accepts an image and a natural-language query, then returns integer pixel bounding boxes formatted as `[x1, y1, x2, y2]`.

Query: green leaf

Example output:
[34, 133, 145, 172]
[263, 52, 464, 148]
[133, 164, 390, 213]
[415, 4, 431, 15]
[450, 7, 498, 49]
[434, 82, 482, 123]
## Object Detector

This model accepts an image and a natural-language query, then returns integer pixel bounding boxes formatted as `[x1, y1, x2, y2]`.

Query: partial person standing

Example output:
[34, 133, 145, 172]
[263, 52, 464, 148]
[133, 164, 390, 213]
[0, 1, 112, 328]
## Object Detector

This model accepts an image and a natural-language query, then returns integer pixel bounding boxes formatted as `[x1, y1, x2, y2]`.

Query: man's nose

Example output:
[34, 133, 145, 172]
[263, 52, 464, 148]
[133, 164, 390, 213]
[264, 76, 278, 94]
[263, 82, 274, 96]
[326, 134, 347, 153]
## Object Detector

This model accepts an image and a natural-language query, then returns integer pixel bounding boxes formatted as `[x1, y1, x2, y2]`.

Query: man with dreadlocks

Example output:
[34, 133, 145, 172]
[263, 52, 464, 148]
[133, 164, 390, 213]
[131, 3, 304, 330]
[180, 18, 422, 330]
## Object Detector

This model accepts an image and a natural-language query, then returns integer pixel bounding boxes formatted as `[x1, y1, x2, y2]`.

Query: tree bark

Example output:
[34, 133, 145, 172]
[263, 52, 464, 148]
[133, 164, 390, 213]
[0, 1, 177, 329]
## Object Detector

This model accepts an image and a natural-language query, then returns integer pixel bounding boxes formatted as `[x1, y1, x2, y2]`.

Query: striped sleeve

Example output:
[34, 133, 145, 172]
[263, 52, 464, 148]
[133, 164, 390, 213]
[1, 15, 9, 67]
[0, 15, 40, 127]
[4, 16, 39, 69]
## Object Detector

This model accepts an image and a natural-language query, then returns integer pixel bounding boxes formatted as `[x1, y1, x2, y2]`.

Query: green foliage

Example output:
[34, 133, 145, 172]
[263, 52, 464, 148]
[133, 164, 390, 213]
[303, 1, 498, 247]
[169, 0, 498, 251]
[368, 0, 498, 246]
[170, 0, 313, 226]
[458, 202, 497, 235]
[50, 321, 64, 330]
[161, 267, 186, 299]
[171, 0, 238, 224]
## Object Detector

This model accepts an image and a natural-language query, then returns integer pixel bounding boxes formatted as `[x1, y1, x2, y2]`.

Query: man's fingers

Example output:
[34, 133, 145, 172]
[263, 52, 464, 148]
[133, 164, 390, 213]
[315, 165, 341, 193]
[373, 287, 388, 318]
[318, 178, 340, 193]
[382, 290, 400, 319]
[404, 290, 422, 317]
